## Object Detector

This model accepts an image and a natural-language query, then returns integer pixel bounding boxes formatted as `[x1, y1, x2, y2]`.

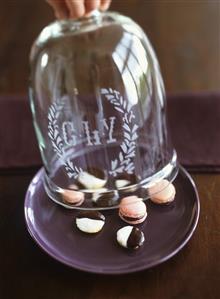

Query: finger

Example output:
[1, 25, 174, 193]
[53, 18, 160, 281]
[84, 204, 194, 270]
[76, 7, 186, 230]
[100, 0, 111, 11]
[65, 0, 85, 19]
[46, 0, 69, 19]
[85, 0, 100, 13]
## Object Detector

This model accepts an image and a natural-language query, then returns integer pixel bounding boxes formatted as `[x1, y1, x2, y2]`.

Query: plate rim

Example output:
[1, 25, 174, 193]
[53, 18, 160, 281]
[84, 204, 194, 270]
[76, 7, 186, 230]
[24, 165, 200, 274]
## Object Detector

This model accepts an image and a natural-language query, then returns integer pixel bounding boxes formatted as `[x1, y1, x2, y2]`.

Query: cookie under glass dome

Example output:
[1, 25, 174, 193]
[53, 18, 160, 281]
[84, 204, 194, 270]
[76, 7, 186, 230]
[29, 10, 178, 210]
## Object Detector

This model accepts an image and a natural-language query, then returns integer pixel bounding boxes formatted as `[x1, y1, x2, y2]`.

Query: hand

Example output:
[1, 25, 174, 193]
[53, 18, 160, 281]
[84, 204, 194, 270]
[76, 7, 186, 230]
[46, 0, 112, 20]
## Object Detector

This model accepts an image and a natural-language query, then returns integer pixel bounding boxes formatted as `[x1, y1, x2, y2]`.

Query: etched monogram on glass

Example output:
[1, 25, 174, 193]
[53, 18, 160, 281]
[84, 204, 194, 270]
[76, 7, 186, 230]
[29, 11, 178, 209]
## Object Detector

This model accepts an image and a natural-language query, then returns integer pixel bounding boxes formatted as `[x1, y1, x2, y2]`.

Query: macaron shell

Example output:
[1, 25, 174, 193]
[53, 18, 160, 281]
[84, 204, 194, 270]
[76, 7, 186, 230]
[62, 189, 85, 205]
[120, 196, 142, 206]
[149, 181, 176, 204]
[152, 189, 176, 204]
[119, 211, 147, 225]
[148, 179, 169, 194]
[68, 184, 80, 190]
[119, 197, 147, 219]
[67, 199, 84, 207]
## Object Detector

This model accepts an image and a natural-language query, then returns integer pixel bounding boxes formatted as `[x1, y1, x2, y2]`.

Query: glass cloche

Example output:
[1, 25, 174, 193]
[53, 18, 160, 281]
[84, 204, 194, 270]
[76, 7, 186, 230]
[29, 10, 178, 210]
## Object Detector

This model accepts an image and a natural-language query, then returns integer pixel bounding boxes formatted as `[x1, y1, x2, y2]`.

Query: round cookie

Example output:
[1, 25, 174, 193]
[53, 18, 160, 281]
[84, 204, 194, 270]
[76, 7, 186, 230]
[61, 189, 84, 206]
[117, 226, 145, 249]
[68, 184, 80, 190]
[119, 196, 147, 224]
[92, 189, 119, 207]
[77, 168, 107, 190]
[115, 179, 130, 189]
[148, 179, 176, 204]
[76, 211, 105, 233]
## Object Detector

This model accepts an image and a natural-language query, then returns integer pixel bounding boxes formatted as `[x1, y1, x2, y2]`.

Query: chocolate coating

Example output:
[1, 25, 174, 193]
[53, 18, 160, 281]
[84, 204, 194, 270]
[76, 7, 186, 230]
[127, 227, 145, 249]
[93, 192, 119, 207]
[87, 167, 106, 179]
[76, 211, 105, 221]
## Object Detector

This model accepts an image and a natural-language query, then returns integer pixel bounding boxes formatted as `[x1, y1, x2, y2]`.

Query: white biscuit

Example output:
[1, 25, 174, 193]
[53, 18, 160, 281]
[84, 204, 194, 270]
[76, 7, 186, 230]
[78, 171, 106, 189]
[76, 218, 105, 233]
[115, 179, 130, 189]
[116, 226, 133, 248]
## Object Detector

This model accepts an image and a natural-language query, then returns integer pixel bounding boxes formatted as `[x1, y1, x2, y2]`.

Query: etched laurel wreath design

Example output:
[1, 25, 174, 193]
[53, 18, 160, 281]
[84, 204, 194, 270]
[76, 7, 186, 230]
[101, 88, 138, 176]
[48, 100, 82, 178]
[47, 89, 138, 178]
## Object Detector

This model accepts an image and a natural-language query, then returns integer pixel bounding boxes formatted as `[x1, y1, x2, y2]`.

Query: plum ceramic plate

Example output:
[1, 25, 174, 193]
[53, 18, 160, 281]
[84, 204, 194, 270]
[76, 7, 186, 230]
[24, 166, 200, 274]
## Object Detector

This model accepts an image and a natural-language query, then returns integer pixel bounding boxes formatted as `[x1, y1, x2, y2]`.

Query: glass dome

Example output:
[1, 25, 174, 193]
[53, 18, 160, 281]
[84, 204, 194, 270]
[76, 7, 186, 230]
[29, 10, 178, 210]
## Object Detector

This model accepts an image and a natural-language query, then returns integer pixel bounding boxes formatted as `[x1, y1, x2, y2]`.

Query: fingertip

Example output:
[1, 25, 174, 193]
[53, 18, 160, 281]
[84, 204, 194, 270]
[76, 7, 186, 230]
[65, 0, 85, 19]
[46, 0, 69, 19]
[85, 0, 100, 12]
[55, 11, 67, 20]
[100, 0, 111, 11]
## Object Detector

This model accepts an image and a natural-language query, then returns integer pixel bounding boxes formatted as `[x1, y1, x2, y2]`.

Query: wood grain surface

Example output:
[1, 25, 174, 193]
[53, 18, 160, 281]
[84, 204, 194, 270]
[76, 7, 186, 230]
[0, 0, 219, 94]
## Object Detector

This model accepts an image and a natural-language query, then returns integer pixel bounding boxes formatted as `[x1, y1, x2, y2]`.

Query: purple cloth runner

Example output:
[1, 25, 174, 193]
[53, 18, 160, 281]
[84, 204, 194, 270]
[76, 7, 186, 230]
[1, 92, 220, 172]
[167, 92, 220, 172]
[0, 95, 40, 168]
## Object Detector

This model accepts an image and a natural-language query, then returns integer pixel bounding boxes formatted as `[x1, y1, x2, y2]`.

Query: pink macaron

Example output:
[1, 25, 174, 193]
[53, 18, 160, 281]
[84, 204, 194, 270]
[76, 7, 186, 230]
[119, 196, 147, 224]
[61, 189, 85, 206]
[148, 179, 176, 204]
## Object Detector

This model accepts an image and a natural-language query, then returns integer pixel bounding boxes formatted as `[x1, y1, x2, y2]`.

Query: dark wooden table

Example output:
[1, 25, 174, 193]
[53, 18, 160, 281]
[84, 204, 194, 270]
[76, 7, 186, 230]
[0, 1, 220, 298]
[0, 0, 219, 94]
[0, 169, 219, 299]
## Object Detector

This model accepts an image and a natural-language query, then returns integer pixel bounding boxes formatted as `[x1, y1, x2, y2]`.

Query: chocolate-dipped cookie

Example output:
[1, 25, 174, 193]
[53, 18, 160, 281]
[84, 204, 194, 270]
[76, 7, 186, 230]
[92, 190, 119, 207]
[115, 179, 130, 189]
[76, 211, 105, 233]
[114, 174, 138, 192]
[117, 226, 145, 249]
[77, 170, 106, 190]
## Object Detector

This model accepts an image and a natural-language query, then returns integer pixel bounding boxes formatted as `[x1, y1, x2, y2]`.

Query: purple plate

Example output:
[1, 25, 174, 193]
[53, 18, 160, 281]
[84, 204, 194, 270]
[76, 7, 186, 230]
[24, 166, 200, 274]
